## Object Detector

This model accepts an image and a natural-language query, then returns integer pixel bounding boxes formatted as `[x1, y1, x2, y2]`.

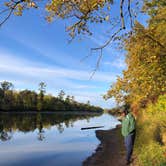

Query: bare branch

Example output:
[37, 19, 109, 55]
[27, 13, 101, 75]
[90, 49, 103, 79]
[90, 0, 126, 52]
[88, 0, 127, 78]
[120, 0, 125, 29]
[88, 27, 123, 79]
[0, 8, 14, 27]
[106, 11, 128, 34]
[80, 49, 93, 62]
[128, 0, 133, 28]
[91, 28, 123, 51]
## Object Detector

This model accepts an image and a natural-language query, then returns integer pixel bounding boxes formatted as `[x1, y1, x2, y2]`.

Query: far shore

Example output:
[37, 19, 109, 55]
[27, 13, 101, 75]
[0, 111, 103, 115]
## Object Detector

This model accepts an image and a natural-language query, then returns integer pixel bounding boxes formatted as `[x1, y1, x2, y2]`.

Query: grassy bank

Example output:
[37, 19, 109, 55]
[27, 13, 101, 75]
[134, 95, 166, 166]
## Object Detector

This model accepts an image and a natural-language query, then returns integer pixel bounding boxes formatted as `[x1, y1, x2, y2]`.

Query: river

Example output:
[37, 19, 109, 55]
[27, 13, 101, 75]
[0, 112, 120, 166]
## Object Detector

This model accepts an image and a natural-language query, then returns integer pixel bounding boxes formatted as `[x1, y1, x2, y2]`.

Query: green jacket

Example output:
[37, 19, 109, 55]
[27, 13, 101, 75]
[121, 113, 136, 137]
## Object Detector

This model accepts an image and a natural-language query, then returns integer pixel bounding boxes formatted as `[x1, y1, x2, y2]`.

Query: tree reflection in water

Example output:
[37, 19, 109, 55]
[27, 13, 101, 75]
[0, 121, 13, 141]
[37, 122, 45, 141]
[0, 112, 102, 141]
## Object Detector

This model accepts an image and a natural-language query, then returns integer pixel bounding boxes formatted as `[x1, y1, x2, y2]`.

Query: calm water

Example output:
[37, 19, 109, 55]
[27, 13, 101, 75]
[0, 112, 120, 166]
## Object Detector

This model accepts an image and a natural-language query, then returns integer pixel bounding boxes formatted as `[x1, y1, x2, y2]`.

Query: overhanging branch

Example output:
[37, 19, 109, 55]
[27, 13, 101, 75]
[0, 0, 24, 27]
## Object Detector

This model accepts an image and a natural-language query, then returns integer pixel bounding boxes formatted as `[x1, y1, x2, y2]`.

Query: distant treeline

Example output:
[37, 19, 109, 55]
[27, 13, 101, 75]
[0, 81, 103, 112]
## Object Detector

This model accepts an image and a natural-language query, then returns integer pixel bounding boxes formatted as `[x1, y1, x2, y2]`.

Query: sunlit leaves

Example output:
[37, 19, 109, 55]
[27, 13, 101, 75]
[45, 0, 113, 38]
[106, 1, 166, 107]
[3, 0, 38, 17]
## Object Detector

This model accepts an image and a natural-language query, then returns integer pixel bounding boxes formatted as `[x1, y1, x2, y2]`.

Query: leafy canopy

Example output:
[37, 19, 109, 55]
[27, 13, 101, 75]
[105, 0, 166, 107]
[1, 0, 140, 40]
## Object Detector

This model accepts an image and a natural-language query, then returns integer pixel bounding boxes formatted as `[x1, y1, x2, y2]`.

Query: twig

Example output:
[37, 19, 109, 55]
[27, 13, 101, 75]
[91, 28, 123, 51]
[0, 0, 24, 27]
[0, 7, 14, 27]
[80, 49, 93, 62]
[120, 0, 125, 29]
[128, 0, 133, 28]
[88, 0, 127, 78]
[90, 48, 103, 79]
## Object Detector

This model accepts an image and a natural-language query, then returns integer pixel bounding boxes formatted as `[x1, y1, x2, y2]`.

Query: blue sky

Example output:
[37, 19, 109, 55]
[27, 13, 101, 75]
[0, 1, 147, 108]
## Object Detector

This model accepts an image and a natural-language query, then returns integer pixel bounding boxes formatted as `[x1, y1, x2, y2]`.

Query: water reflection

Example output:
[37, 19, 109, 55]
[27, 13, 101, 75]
[0, 112, 102, 141]
[0, 112, 120, 166]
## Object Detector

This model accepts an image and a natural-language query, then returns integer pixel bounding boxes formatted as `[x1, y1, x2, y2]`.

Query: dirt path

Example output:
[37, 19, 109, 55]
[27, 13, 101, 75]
[83, 127, 128, 166]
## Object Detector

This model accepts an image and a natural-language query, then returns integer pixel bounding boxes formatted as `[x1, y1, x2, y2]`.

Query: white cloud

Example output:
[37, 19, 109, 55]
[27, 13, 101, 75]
[0, 30, 88, 70]
[0, 51, 117, 108]
[0, 51, 117, 83]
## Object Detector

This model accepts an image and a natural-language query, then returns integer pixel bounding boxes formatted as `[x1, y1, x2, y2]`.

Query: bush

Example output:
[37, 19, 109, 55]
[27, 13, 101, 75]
[137, 142, 165, 166]
[134, 94, 166, 166]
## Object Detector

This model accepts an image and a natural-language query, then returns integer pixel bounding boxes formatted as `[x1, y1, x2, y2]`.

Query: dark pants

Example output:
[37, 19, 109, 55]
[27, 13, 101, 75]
[124, 131, 136, 162]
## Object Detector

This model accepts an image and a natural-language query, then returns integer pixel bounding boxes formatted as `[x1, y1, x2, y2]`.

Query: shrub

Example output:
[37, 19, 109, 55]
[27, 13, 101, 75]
[134, 94, 166, 166]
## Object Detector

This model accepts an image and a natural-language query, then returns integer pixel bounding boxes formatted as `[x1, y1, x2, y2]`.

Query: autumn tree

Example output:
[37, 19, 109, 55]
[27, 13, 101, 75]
[105, 0, 166, 108]
[19, 90, 38, 110]
[0, 81, 14, 110]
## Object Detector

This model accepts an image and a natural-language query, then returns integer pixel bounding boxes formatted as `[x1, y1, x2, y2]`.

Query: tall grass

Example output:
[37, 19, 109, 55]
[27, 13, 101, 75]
[134, 95, 166, 166]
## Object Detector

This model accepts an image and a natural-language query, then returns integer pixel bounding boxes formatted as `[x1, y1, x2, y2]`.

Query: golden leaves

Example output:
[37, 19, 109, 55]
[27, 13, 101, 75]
[106, 1, 166, 106]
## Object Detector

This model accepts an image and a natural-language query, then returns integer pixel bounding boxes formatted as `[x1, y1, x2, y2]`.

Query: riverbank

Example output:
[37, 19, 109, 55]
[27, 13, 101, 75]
[83, 126, 128, 166]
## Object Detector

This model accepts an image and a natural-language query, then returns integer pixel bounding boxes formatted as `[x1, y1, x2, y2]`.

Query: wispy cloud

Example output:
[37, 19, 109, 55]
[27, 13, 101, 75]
[0, 51, 117, 107]
[0, 32, 88, 70]
[0, 51, 117, 83]
[103, 58, 126, 69]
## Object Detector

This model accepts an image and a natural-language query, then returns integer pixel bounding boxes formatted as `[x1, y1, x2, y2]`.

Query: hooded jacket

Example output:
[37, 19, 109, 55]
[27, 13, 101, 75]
[121, 113, 136, 137]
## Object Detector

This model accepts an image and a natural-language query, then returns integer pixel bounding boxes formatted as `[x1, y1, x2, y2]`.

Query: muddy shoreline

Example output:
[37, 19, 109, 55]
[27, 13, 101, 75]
[83, 126, 127, 166]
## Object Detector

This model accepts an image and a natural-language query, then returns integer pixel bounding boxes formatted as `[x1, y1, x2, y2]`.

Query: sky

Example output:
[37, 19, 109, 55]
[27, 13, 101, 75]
[0, 1, 147, 108]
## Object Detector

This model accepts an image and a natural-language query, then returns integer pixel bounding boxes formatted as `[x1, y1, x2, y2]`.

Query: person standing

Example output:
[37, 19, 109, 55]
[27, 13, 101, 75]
[121, 105, 136, 165]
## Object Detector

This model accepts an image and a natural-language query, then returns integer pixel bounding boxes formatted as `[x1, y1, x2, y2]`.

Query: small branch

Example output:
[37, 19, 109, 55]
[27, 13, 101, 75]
[88, 0, 126, 77]
[80, 49, 93, 62]
[128, 0, 133, 28]
[106, 11, 128, 34]
[91, 28, 123, 51]
[0, 0, 24, 27]
[90, 48, 103, 79]
[89, 25, 124, 79]
[120, 0, 125, 29]
[0, 7, 14, 27]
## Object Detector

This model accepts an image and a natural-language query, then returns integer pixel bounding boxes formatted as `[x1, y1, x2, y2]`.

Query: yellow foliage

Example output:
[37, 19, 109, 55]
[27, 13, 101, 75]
[134, 94, 166, 166]
[106, 1, 166, 106]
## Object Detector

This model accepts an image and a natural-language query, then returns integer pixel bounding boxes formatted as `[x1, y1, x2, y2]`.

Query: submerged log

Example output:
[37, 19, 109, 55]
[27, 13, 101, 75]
[81, 126, 104, 130]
